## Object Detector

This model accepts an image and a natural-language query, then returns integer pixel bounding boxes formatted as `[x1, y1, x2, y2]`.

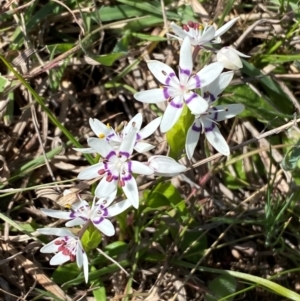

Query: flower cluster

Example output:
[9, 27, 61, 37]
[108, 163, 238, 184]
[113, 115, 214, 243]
[38, 17, 246, 283]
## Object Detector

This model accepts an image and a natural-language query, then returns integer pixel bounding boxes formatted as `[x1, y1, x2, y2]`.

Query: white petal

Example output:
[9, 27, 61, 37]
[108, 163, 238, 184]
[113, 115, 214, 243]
[123, 113, 143, 135]
[147, 60, 179, 86]
[170, 22, 188, 40]
[40, 209, 71, 220]
[96, 191, 117, 207]
[204, 71, 234, 101]
[203, 118, 230, 155]
[131, 160, 154, 175]
[214, 17, 240, 39]
[148, 155, 186, 176]
[216, 48, 241, 70]
[77, 162, 104, 180]
[199, 25, 216, 44]
[37, 228, 74, 237]
[82, 252, 89, 283]
[76, 241, 84, 269]
[107, 199, 132, 217]
[186, 119, 201, 159]
[122, 177, 139, 209]
[95, 177, 118, 199]
[73, 147, 96, 154]
[134, 89, 166, 104]
[119, 130, 136, 157]
[179, 37, 193, 84]
[87, 137, 114, 158]
[138, 116, 162, 139]
[65, 218, 86, 227]
[40, 240, 59, 253]
[160, 97, 184, 133]
[89, 118, 111, 137]
[93, 218, 115, 236]
[134, 142, 155, 153]
[214, 104, 245, 121]
[50, 253, 70, 265]
[184, 92, 208, 115]
[188, 62, 223, 89]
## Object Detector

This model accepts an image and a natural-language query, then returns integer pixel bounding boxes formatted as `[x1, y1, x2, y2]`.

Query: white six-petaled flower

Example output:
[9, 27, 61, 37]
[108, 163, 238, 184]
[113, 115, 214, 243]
[37, 228, 89, 283]
[75, 113, 162, 154]
[169, 17, 240, 47]
[134, 37, 224, 132]
[40, 194, 132, 237]
[77, 130, 154, 209]
[185, 71, 244, 157]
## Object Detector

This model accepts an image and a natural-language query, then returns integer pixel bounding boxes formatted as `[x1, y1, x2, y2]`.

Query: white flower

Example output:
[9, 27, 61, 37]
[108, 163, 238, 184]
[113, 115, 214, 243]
[185, 72, 244, 157]
[170, 17, 240, 46]
[37, 228, 89, 283]
[148, 155, 186, 176]
[216, 47, 250, 70]
[134, 37, 223, 133]
[75, 113, 161, 154]
[77, 131, 154, 209]
[41, 194, 131, 236]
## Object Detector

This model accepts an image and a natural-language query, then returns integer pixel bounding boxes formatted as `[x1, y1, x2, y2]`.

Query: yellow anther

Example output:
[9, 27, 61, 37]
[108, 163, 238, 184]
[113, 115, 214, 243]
[98, 133, 105, 139]
[106, 123, 110, 128]
[198, 24, 204, 30]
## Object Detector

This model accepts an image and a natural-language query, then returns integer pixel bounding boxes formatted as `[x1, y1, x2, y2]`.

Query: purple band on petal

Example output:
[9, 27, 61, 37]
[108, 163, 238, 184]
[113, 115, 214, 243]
[136, 133, 141, 140]
[209, 107, 218, 120]
[180, 67, 191, 77]
[170, 100, 183, 109]
[192, 123, 201, 132]
[119, 151, 130, 159]
[163, 87, 171, 99]
[205, 122, 216, 132]
[165, 72, 176, 85]
[106, 151, 116, 160]
[122, 173, 132, 181]
[70, 211, 76, 218]
[185, 92, 197, 104]
[194, 74, 201, 88]
[93, 216, 104, 225]
[127, 161, 132, 173]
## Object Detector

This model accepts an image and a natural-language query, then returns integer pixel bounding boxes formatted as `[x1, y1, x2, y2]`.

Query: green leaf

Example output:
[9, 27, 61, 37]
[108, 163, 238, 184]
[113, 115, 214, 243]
[46, 43, 74, 54]
[166, 105, 194, 158]
[0, 75, 9, 92]
[92, 281, 106, 301]
[132, 32, 167, 41]
[81, 224, 102, 252]
[205, 274, 237, 301]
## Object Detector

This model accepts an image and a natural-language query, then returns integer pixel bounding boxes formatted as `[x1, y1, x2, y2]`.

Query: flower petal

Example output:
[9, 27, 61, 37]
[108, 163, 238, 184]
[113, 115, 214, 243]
[214, 104, 245, 121]
[119, 130, 136, 158]
[179, 37, 193, 84]
[214, 17, 240, 39]
[87, 137, 114, 158]
[216, 48, 242, 70]
[65, 218, 86, 227]
[37, 228, 74, 237]
[82, 252, 89, 283]
[184, 92, 208, 115]
[40, 240, 60, 253]
[138, 116, 162, 139]
[95, 177, 118, 199]
[123, 113, 143, 136]
[202, 118, 230, 155]
[122, 177, 139, 209]
[186, 119, 201, 159]
[40, 209, 72, 220]
[93, 218, 115, 236]
[160, 96, 184, 133]
[147, 60, 179, 86]
[89, 118, 112, 138]
[170, 22, 188, 40]
[134, 142, 155, 153]
[77, 162, 104, 180]
[148, 155, 186, 176]
[199, 25, 216, 44]
[203, 71, 234, 103]
[50, 253, 70, 265]
[73, 147, 96, 154]
[131, 160, 154, 175]
[188, 62, 223, 89]
[134, 89, 166, 104]
[107, 199, 132, 217]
